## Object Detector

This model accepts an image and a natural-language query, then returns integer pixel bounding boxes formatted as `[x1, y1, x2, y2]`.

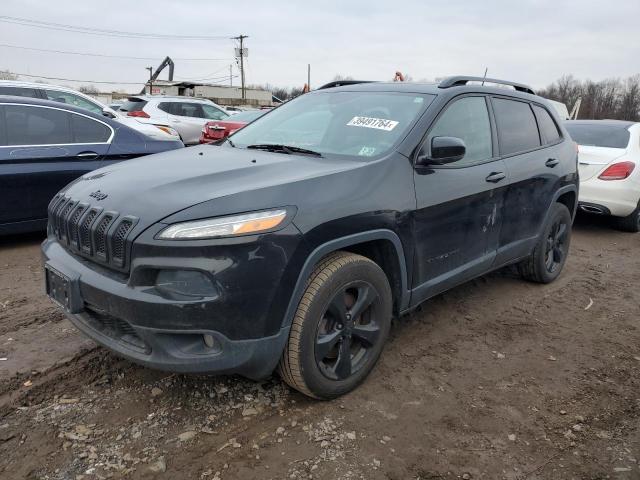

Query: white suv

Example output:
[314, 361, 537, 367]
[119, 96, 229, 145]
[0, 81, 181, 142]
[566, 120, 640, 232]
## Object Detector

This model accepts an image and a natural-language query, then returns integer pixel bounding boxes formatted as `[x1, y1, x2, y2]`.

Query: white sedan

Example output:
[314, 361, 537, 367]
[565, 120, 640, 232]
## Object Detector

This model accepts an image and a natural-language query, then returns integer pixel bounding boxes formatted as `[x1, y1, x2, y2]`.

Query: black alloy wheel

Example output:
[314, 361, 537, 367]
[544, 220, 568, 273]
[314, 281, 381, 381]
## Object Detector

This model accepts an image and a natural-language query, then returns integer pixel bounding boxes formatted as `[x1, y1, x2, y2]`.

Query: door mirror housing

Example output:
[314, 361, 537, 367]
[416, 136, 466, 166]
[102, 107, 117, 119]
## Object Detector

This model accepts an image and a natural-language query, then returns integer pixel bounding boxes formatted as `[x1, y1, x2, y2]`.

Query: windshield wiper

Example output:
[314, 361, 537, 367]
[246, 144, 322, 157]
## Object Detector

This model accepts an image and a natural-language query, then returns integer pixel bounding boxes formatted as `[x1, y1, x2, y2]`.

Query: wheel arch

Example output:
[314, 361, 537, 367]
[281, 230, 410, 329]
[536, 185, 578, 239]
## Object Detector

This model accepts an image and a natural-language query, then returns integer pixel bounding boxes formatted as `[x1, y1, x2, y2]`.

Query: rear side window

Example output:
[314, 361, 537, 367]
[4, 105, 72, 145]
[0, 86, 39, 98]
[71, 114, 111, 143]
[426, 96, 493, 166]
[44, 90, 103, 115]
[493, 98, 541, 155]
[564, 123, 631, 148]
[202, 104, 228, 120]
[119, 98, 148, 113]
[533, 105, 561, 144]
[176, 102, 203, 118]
[157, 102, 174, 114]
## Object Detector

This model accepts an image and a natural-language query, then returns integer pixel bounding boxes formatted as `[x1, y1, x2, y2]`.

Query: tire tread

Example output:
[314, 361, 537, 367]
[277, 251, 379, 398]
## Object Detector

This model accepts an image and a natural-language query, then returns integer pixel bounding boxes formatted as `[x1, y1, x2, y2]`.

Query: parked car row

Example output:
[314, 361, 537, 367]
[0, 96, 183, 235]
[1, 72, 637, 399]
[118, 95, 230, 145]
[0, 81, 182, 142]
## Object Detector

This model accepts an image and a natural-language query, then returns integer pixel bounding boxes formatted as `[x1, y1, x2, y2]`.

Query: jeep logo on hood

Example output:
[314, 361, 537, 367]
[89, 190, 108, 201]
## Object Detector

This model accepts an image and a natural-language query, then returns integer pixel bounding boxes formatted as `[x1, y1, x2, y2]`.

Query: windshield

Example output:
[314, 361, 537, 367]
[229, 91, 434, 158]
[565, 123, 631, 148]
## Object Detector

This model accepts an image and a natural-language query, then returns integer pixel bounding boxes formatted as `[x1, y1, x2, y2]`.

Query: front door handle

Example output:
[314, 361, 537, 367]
[546, 158, 559, 168]
[485, 172, 506, 183]
[76, 151, 99, 159]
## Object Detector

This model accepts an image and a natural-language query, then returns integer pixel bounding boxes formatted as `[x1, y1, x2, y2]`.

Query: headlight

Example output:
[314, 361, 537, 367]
[156, 209, 288, 240]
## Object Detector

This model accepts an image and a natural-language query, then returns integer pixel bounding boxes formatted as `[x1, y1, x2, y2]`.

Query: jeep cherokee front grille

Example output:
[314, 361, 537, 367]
[47, 195, 138, 272]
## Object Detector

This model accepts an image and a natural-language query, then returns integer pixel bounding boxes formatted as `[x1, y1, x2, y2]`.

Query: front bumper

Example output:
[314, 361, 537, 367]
[41, 223, 303, 379]
[579, 177, 640, 217]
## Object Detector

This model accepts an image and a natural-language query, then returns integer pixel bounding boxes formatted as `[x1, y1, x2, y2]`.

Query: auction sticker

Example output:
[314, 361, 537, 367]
[347, 116, 398, 131]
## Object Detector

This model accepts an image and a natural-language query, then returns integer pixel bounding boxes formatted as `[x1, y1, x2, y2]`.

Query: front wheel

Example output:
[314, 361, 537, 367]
[278, 252, 392, 399]
[518, 202, 572, 283]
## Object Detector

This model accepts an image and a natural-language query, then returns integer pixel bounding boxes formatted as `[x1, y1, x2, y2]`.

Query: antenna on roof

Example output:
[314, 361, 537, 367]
[481, 68, 488, 86]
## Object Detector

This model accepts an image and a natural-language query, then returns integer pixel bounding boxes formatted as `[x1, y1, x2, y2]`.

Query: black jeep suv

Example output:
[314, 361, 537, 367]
[42, 76, 578, 399]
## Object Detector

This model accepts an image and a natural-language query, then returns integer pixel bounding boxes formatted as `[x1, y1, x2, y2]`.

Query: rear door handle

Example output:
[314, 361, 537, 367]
[485, 172, 506, 183]
[76, 151, 99, 159]
[546, 158, 559, 168]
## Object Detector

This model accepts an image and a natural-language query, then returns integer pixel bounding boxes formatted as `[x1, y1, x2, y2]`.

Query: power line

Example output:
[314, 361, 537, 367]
[0, 43, 232, 61]
[11, 71, 238, 86]
[0, 15, 233, 40]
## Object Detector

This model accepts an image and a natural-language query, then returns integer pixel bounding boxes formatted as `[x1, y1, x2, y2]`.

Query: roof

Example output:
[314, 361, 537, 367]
[565, 119, 637, 128]
[0, 95, 113, 121]
[0, 79, 86, 93]
[127, 94, 215, 102]
[313, 79, 540, 101]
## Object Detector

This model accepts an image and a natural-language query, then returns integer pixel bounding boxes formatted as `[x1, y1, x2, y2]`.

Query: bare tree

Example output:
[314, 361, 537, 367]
[540, 74, 640, 121]
[618, 75, 640, 121]
[78, 84, 100, 94]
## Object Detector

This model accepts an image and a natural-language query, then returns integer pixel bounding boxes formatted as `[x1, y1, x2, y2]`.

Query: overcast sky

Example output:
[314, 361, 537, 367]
[1, 0, 639, 93]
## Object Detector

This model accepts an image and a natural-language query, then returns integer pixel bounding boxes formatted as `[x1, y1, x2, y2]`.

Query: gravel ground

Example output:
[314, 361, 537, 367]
[0, 214, 639, 480]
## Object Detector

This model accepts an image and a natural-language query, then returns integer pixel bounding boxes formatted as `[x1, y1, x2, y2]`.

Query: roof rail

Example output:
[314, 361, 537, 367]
[438, 76, 536, 95]
[317, 80, 376, 90]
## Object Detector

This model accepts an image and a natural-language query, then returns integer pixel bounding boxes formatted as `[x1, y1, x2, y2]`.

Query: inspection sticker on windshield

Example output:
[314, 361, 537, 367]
[347, 116, 399, 131]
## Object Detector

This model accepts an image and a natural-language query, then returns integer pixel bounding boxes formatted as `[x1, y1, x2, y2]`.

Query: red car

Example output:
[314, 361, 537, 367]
[200, 110, 267, 144]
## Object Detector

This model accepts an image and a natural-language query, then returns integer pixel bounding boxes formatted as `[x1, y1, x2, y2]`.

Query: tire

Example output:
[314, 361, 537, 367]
[518, 202, 572, 284]
[278, 251, 392, 399]
[614, 202, 640, 233]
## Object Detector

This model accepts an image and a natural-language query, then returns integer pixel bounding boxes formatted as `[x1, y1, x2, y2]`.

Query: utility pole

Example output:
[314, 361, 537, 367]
[307, 64, 311, 91]
[146, 66, 153, 94]
[233, 35, 248, 102]
[229, 64, 233, 87]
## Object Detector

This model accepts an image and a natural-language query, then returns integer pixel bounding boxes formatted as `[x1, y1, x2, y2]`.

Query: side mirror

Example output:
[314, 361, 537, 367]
[416, 136, 466, 166]
[102, 107, 117, 119]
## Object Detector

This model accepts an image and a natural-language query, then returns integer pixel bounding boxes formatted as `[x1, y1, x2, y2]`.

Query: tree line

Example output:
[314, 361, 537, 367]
[538, 75, 640, 121]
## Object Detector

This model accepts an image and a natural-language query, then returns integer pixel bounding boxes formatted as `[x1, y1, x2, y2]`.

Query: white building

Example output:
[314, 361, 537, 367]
[145, 81, 273, 107]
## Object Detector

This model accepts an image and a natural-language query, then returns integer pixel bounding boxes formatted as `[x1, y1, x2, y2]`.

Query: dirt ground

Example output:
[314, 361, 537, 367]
[0, 214, 639, 480]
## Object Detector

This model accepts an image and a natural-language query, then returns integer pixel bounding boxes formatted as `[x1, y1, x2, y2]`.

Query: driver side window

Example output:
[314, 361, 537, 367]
[426, 96, 492, 166]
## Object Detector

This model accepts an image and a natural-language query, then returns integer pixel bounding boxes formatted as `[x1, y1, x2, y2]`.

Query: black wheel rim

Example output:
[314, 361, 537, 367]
[314, 281, 381, 381]
[545, 219, 568, 273]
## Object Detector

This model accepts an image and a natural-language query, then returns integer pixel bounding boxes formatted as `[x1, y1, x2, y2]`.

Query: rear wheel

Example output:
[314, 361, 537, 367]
[278, 252, 392, 399]
[614, 202, 640, 233]
[519, 202, 572, 283]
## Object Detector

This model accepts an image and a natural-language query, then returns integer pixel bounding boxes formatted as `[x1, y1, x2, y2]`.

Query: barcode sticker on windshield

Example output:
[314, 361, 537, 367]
[347, 116, 399, 131]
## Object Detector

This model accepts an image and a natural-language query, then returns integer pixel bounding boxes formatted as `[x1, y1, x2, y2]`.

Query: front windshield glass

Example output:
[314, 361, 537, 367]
[230, 91, 434, 158]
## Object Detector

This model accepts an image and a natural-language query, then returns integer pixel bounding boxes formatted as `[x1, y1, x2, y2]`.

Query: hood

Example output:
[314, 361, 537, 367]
[577, 145, 627, 181]
[62, 144, 360, 228]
